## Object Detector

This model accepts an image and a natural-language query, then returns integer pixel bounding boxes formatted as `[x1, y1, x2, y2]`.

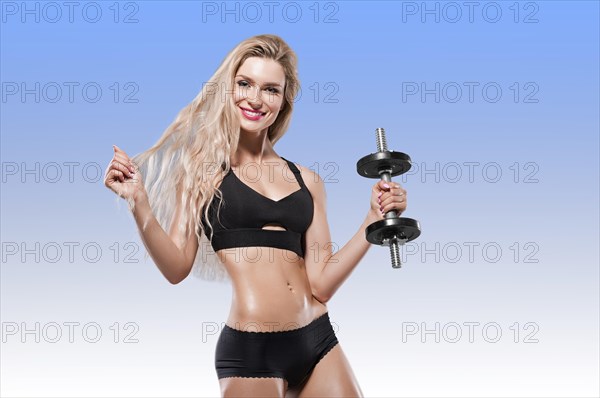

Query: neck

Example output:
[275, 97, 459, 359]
[233, 128, 277, 166]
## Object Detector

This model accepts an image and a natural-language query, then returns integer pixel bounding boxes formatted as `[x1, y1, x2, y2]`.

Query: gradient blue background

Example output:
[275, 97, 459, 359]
[1, 1, 598, 397]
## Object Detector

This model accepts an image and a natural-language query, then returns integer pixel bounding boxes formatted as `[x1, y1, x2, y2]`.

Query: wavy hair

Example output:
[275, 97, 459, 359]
[121, 34, 300, 283]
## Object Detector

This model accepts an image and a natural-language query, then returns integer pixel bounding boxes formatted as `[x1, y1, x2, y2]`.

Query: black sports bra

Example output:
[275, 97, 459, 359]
[200, 157, 314, 258]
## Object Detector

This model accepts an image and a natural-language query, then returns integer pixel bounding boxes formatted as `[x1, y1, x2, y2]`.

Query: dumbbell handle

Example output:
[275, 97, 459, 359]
[375, 128, 402, 268]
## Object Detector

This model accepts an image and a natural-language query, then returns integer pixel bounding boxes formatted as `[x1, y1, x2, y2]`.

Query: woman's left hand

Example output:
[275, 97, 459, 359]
[370, 180, 407, 219]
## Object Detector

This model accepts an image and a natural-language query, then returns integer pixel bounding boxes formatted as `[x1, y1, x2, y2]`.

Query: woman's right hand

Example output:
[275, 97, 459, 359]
[104, 144, 146, 202]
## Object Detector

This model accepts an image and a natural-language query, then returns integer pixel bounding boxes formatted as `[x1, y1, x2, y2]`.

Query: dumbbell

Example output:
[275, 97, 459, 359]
[356, 128, 421, 268]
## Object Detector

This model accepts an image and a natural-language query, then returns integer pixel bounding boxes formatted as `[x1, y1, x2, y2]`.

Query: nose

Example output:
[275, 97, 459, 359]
[244, 83, 263, 106]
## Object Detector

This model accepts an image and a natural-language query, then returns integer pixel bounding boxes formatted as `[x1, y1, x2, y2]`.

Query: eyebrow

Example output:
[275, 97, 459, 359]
[235, 74, 283, 87]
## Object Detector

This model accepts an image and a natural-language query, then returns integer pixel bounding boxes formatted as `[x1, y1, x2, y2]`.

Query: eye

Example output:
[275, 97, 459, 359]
[266, 87, 280, 94]
[237, 80, 250, 87]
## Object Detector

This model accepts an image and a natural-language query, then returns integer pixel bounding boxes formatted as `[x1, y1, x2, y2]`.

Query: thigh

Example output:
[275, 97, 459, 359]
[220, 376, 287, 397]
[288, 343, 364, 398]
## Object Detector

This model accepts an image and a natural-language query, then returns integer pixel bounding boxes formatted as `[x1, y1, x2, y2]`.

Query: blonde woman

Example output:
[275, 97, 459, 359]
[104, 34, 407, 397]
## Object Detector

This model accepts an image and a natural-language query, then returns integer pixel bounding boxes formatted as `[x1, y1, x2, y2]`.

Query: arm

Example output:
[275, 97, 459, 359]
[130, 182, 199, 285]
[300, 165, 405, 303]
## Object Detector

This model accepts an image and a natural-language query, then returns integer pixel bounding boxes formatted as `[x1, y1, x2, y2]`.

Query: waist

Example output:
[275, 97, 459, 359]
[226, 296, 328, 333]
[222, 254, 327, 332]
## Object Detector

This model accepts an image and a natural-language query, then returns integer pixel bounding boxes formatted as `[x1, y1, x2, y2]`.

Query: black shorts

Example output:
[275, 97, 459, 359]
[215, 312, 339, 389]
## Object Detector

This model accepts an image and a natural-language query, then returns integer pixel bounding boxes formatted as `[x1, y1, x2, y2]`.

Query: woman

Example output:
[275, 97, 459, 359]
[104, 34, 407, 397]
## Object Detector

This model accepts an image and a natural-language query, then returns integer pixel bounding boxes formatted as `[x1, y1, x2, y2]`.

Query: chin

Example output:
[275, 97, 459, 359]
[241, 127, 269, 135]
[240, 120, 270, 132]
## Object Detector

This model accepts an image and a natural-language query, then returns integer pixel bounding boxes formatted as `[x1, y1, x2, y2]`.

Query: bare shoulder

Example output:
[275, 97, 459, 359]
[294, 162, 326, 200]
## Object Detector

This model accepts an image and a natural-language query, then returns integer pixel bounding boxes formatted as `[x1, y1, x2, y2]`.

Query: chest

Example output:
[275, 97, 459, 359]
[206, 169, 314, 233]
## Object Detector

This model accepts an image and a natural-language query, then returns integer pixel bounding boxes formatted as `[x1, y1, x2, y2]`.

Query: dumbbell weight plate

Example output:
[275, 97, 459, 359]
[365, 217, 421, 246]
[356, 151, 412, 178]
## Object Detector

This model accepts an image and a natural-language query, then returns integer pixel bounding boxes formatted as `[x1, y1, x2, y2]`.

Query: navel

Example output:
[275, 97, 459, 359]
[287, 281, 295, 293]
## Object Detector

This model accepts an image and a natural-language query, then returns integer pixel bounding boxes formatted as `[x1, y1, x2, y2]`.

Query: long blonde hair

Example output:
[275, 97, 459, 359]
[124, 34, 300, 283]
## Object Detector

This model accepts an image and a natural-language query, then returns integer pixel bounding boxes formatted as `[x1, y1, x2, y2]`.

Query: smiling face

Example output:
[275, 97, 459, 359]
[233, 57, 286, 135]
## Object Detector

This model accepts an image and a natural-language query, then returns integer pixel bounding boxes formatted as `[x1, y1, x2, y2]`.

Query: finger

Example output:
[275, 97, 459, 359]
[111, 159, 134, 178]
[394, 188, 405, 198]
[378, 180, 403, 193]
[382, 199, 407, 214]
[113, 144, 130, 160]
[109, 168, 125, 183]
[380, 186, 405, 203]
[113, 154, 135, 172]
[380, 192, 407, 208]
[112, 159, 134, 178]
[113, 147, 134, 166]
[377, 180, 391, 191]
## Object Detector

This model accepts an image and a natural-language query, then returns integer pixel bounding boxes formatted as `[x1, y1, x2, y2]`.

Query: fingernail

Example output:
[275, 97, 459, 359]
[378, 191, 382, 197]
[383, 183, 390, 189]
